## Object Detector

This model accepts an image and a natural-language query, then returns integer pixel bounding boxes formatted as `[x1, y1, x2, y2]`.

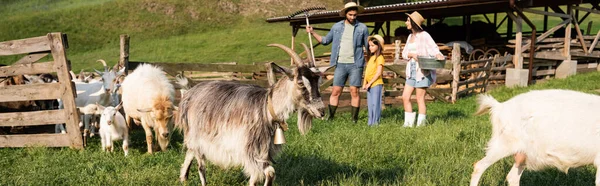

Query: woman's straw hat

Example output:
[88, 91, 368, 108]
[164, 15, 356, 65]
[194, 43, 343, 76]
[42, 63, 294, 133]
[405, 11, 425, 30]
[339, 2, 365, 17]
[368, 34, 385, 45]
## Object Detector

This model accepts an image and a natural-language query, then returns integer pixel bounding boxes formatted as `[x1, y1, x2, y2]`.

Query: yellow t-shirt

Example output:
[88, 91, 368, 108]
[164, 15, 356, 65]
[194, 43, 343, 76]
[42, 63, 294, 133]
[364, 55, 385, 87]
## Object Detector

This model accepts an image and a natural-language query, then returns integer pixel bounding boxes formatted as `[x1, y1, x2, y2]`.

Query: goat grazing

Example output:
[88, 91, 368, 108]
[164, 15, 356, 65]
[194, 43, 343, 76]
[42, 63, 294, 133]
[471, 89, 600, 186]
[121, 64, 175, 154]
[175, 44, 325, 186]
[99, 103, 129, 156]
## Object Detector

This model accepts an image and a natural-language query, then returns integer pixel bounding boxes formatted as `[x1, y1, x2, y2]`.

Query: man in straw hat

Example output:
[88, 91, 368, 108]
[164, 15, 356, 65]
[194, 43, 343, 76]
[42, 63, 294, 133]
[306, 1, 369, 123]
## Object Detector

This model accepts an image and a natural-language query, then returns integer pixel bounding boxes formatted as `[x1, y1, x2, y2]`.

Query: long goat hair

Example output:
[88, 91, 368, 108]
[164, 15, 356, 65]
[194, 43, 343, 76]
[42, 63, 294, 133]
[176, 43, 325, 186]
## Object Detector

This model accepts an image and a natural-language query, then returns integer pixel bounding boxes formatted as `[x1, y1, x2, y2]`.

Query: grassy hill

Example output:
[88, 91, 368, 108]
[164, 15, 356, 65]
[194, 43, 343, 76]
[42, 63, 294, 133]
[0, 0, 340, 71]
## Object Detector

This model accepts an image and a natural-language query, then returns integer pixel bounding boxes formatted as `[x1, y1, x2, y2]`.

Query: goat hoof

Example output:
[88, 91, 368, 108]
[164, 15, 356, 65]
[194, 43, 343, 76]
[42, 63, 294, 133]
[179, 177, 187, 183]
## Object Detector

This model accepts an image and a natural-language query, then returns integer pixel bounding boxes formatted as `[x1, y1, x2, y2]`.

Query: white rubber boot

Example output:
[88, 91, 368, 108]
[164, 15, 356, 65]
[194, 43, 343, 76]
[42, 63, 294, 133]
[402, 112, 416, 127]
[416, 114, 427, 127]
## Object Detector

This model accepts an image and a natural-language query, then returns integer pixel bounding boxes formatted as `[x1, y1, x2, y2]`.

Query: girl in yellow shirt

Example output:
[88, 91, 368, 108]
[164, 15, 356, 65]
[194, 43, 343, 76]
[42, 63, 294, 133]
[362, 35, 385, 126]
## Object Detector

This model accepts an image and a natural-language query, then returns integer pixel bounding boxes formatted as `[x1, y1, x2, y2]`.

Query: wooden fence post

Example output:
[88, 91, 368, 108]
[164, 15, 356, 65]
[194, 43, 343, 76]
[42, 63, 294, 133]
[394, 40, 402, 64]
[120, 34, 130, 75]
[48, 33, 84, 149]
[451, 43, 461, 103]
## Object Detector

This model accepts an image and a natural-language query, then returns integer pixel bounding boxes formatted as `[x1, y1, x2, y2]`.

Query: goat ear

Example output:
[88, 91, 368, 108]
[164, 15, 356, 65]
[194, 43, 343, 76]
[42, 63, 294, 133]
[137, 108, 152, 113]
[115, 102, 123, 111]
[94, 69, 104, 76]
[270, 63, 293, 78]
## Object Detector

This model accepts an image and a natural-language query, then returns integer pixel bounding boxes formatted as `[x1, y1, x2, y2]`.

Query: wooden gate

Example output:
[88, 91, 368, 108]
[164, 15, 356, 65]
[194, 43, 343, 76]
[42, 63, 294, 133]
[0, 33, 83, 149]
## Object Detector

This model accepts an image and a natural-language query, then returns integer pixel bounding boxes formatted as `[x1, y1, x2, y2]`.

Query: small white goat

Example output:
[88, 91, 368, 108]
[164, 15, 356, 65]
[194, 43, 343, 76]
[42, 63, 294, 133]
[471, 89, 600, 186]
[99, 103, 129, 156]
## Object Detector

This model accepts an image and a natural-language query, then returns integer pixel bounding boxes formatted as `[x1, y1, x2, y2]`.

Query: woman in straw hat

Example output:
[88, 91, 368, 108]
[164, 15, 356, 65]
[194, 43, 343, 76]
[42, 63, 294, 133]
[401, 11, 445, 127]
[307, 2, 369, 123]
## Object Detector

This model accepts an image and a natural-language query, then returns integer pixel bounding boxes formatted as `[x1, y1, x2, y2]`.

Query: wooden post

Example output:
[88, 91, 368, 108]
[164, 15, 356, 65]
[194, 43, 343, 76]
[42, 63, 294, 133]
[265, 62, 276, 86]
[451, 43, 461, 103]
[508, 12, 523, 69]
[587, 21, 593, 35]
[48, 33, 83, 149]
[544, 6, 549, 32]
[120, 34, 130, 75]
[565, 5, 572, 59]
[571, 14, 588, 54]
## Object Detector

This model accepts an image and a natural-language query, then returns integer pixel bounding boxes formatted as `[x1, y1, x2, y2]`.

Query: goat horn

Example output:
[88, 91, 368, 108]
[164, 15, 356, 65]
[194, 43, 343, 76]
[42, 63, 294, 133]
[299, 43, 314, 67]
[268, 44, 304, 66]
[97, 59, 108, 72]
[69, 71, 76, 80]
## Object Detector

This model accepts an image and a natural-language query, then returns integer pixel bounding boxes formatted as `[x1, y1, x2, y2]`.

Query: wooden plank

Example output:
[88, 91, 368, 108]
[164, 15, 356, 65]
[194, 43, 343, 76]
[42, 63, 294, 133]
[128, 61, 263, 73]
[0, 110, 65, 127]
[0, 83, 61, 102]
[523, 51, 567, 60]
[460, 58, 493, 66]
[572, 6, 600, 15]
[0, 134, 73, 148]
[589, 30, 600, 55]
[458, 76, 488, 86]
[383, 78, 406, 84]
[13, 53, 49, 65]
[572, 14, 588, 54]
[533, 69, 555, 76]
[0, 62, 55, 77]
[0, 36, 51, 56]
[457, 84, 487, 96]
[48, 33, 83, 149]
[523, 8, 571, 18]
[460, 67, 488, 75]
[522, 19, 571, 52]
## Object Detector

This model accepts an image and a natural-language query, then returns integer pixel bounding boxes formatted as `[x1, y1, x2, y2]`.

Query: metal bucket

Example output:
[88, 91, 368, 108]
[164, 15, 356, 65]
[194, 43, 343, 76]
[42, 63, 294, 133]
[417, 56, 446, 70]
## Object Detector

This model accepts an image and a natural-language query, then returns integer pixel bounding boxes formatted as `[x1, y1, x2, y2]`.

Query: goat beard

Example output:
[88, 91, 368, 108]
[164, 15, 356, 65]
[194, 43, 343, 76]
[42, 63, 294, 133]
[297, 109, 313, 135]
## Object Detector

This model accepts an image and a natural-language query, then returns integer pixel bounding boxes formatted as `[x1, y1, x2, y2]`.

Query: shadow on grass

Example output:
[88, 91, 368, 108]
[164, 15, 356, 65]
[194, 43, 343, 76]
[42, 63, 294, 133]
[276, 154, 404, 185]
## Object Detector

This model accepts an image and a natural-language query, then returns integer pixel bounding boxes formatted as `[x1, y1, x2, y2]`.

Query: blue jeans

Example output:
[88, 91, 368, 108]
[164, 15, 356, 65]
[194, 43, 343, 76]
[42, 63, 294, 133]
[333, 63, 364, 87]
[367, 84, 383, 126]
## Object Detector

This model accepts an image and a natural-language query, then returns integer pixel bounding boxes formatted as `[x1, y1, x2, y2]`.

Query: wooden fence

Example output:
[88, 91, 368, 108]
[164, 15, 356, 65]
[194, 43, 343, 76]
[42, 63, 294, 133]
[0, 33, 83, 149]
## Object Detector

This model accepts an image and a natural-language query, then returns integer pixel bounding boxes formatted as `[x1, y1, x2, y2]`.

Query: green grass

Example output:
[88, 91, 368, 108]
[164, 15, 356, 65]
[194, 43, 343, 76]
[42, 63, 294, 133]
[2, 72, 600, 185]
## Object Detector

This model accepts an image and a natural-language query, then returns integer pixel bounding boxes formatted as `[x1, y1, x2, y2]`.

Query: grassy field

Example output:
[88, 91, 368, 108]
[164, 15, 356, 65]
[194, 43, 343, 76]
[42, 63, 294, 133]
[2, 72, 600, 185]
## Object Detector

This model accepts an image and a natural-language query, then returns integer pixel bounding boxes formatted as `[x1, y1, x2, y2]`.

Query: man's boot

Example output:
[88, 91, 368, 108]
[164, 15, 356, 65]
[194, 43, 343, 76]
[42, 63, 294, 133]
[351, 106, 360, 123]
[327, 105, 337, 121]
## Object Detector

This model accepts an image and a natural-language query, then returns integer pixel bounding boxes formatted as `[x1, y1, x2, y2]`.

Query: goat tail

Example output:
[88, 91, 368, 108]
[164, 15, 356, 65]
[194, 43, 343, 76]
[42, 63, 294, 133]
[474, 94, 500, 116]
[175, 73, 190, 91]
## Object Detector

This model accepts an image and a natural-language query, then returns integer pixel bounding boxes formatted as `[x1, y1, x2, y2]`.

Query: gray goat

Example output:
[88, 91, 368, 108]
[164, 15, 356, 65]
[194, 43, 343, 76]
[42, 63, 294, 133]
[175, 44, 325, 186]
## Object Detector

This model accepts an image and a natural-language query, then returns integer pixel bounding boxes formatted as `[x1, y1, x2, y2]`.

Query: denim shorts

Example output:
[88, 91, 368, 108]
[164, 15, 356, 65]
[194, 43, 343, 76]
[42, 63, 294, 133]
[333, 63, 364, 87]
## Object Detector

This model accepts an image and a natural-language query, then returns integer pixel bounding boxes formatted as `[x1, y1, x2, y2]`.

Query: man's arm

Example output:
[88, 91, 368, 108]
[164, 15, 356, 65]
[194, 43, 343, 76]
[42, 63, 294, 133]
[307, 26, 333, 45]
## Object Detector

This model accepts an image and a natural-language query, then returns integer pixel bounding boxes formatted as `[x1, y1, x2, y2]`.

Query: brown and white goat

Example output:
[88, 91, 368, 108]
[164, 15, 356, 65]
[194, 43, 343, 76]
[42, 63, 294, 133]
[175, 44, 325, 186]
[121, 64, 175, 154]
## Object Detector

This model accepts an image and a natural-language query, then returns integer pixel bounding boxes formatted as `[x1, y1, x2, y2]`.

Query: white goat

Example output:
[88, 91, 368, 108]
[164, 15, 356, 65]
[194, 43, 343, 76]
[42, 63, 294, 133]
[121, 64, 175, 154]
[99, 103, 129, 156]
[471, 89, 600, 186]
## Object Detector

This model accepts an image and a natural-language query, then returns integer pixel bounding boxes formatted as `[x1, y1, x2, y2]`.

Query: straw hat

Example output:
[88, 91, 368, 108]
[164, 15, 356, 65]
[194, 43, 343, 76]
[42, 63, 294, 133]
[339, 2, 365, 17]
[405, 11, 425, 30]
[368, 34, 385, 45]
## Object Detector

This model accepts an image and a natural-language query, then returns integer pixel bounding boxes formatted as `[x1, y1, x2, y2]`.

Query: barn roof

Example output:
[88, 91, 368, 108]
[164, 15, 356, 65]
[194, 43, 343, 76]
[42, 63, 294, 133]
[266, 0, 585, 25]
